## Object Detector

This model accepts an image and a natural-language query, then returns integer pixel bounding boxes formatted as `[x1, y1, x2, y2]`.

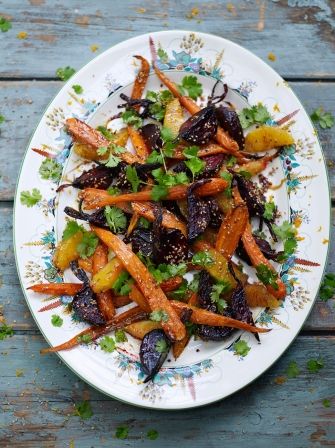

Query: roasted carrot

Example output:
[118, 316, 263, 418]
[91, 226, 186, 341]
[28, 283, 82, 295]
[129, 285, 151, 312]
[241, 222, 286, 299]
[78, 257, 93, 273]
[92, 244, 116, 319]
[40, 306, 147, 354]
[244, 283, 280, 309]
[215, 204, 248, 258]
[126, 212, 139, 236]
[66, 118, 141, 165]
[152, 63, 243, 159]
[170, 301, 269, 334]
[235, 151, 280, 177]
[114, 295, 132, 308]
[172, 143, 230, 160]
[159, 276, 183, 292]
[81, 178, 228, 210]
[130, 55, 150, 103]
[131, 201, 187, 236]
[128, 126, 150, 161]
[172, 293, 197, 360]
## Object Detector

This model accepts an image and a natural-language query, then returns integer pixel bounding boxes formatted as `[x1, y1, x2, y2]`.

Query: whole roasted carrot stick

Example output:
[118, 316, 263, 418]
[40, 306, 146, 354]
[81, 178, 228, 210]
[92, 244, 116, 319]
[215, 204, 248, 258]
[91, 226, 186, 341]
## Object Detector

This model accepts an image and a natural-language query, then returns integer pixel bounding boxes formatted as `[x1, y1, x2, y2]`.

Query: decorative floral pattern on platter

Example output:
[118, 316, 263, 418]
[16, 31, 327, 406]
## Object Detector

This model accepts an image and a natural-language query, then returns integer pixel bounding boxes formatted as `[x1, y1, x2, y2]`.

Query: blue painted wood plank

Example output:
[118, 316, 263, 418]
[0, 81, 334, 201]
[0, 334, 334, 447]
[0, 0, 334, 79]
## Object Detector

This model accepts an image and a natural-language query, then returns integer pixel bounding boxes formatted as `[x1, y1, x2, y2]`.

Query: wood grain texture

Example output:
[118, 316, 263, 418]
[0, 0, 334, 79]
[1, 204, 334, 332]
[0, 334, 334, 448]
[0, 81, 334, 201]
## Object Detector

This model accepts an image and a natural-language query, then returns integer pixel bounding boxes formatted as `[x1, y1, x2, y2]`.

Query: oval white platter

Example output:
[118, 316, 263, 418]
[14, 30, 330, 409]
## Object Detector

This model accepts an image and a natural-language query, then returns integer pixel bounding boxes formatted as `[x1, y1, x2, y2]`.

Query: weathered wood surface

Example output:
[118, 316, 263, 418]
[0, 81, 334, 201]
[1, 204, 334, 332]
[0, 334, 334, 448]
[0, 0, 334, 79]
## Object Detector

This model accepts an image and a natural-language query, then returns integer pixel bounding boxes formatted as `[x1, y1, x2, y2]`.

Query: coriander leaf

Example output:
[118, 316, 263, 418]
[39, 158, 63, 182]
[226, 155, 237, 167]
[77, 334, 92, 344]
[119, 279, 134, 295]
[151, 184, 168, 201]
[169, 280, 188, 300]
[0, 115, 5, 125]
[97, 146, 109, 156]
[96, 126, 115, 141]
[107, 186, 121, 195]
[62, 220, 84, 240]
[277, 238, 297, 263]
[56, 66, 76, 81]
[238, 170, 252, 180]
[188, 273, 200, 292]
[77, 231, 98, 259]
[138, 217, 150, 229]
[146, 89, 173, 121]
[192, 251, 214, 267]
[74, 400, 93, 420]
[238, 103, 271, 129]
[256, 264, 279, 290]
[179, 75, 203, 100]
[319, 273, 335, 302]
[210, 281, 230, 312]
[0, 16, 12, 32]
[160, 126, 175, 142]
[112, 271, 130, 293]
[307, 358, 324, 373]
[233, 339, 251, 357]
[185, 157, 205, 178]
[323, 399, 331, 408]
[0, 323, 14, 341]
[99, 335, 116, 353]
[149, 263, 187, 284]
[104, 206, 127, 233]
[155, 338, 169, 353]
[183, 146, 200, 159]
[105, 152, 121, 168]
[185, 321, 198, 336]
[150, 309, 169, 322]
[126, 165, 141, 192]
[175, 172, 189, 184]
[220, 171, 233, 197]
[147, 429, 159, 440]
[286, 360, 300, 378]
[115, 330, 128, 343]
[51, 314, 63, 327]
[163, 140, 177, 157]
[273, 221, 297, 241]
[311, 107, 334, 130]
[72, 84, 83, 94]
[146, 150, 163, 164]
[263, 201, 276, 220]
[121, 109, 142, 129]
[20, 188, 42, 207]
[115, 425, 129, 440]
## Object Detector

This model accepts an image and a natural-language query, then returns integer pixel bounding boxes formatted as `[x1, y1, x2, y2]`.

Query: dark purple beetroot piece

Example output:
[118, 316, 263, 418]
[140, 124, 163, 152]
[231, 284, 253, 325]
[64, 206, 108, 229]
[57, 165, 115, 192]
[127, 228, 154, 258]
[216, 106, 245, 149]
[198, 154, 225, 179]
[187, 180, 212, 241]
[235, 174, 266, 219]
[140, 329, 171, 383]
[179, 106, 218, 145]
[70, 261, 105, 326]
[207, 198, 223, 229]
[152, 205, 189, 264]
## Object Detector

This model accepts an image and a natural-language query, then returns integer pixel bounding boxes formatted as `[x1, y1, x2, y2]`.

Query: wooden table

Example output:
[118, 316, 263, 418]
[1, 1, 335, 446]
